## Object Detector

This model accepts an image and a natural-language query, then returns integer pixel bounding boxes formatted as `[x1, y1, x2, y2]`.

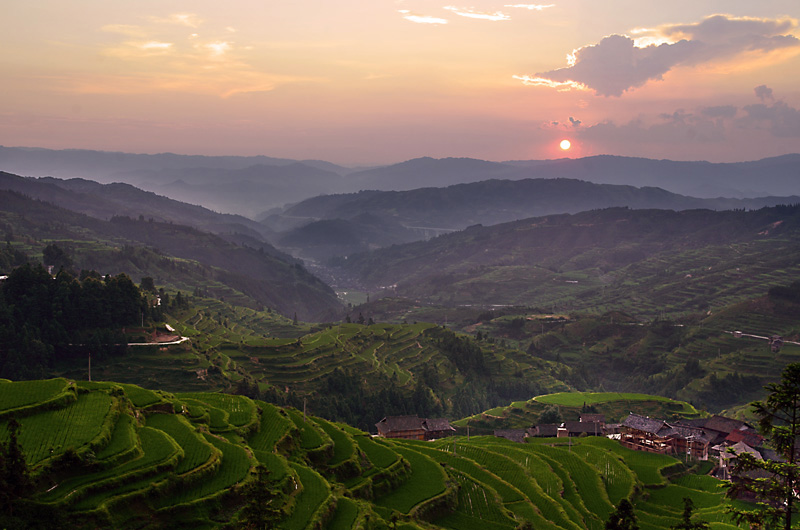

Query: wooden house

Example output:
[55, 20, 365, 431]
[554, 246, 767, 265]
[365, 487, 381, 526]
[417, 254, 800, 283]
[375, 415, 456, 440]
[620, 413, 711, 460]
[494, 429, 527, 443]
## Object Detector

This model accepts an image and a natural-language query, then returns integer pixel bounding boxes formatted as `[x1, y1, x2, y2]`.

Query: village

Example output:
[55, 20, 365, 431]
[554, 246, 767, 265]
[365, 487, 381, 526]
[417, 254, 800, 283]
[374, 410, 769, 481]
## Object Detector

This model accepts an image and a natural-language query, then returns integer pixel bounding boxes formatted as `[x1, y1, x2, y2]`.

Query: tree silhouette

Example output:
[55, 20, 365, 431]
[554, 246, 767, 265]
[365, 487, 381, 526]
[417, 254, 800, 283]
[237, 465, 282, 529]
[671, 497, 709, 530]
[605, 499, 639, 530]
[726, 362, 800, 529]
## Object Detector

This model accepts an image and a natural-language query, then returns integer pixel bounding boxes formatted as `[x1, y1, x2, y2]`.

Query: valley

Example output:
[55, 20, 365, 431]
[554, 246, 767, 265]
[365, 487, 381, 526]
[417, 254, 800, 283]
[0, 149, 799, 528]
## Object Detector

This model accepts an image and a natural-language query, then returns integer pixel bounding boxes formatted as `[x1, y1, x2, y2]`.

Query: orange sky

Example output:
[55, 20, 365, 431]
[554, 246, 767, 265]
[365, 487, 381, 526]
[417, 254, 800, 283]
[1, 1, 798, 164]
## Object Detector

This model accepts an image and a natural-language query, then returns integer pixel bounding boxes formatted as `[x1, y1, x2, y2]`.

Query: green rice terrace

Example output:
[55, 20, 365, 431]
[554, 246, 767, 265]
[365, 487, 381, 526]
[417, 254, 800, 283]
[454, 391, 701, 433]
[0, 378, 746, 529]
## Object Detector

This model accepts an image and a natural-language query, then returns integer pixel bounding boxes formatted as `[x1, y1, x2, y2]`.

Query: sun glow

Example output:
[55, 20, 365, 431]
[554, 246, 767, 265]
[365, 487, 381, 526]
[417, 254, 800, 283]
[560, 139, 571, 150]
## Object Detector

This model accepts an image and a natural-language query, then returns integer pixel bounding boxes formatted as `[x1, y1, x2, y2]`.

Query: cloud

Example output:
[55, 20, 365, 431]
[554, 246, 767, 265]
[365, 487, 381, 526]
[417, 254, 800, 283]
[700, 105, 738, 119]
[754, 84, 774, 101]
[150, 13, 203, 28]
[524, 14, 800, 96]
[398, 10, 448, 24]
[101, 24, 147, 38]
[443, 6, 510, 21]
[504, 4, 554, 11]
[204, 41, 232, 58]
[741, 101, 800, 137]
[551, 89, 800, 148]
[95, 14, 310, 98]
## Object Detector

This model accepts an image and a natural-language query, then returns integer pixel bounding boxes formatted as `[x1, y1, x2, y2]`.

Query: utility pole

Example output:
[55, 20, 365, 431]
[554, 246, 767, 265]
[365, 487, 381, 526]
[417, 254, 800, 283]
[303, 397, 307, 422]
[88, 352, 91, 382]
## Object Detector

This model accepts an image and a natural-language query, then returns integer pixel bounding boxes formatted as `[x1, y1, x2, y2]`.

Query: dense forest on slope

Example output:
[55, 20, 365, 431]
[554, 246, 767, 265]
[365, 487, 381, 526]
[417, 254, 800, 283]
[331, 205, 800, 316]
[0, 188, 342, 321]
[0, 264, 154, 380]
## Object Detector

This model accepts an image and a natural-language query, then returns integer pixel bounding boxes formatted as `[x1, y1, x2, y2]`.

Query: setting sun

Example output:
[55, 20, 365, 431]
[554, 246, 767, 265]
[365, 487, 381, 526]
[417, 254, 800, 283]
[560, 139, 571, 150]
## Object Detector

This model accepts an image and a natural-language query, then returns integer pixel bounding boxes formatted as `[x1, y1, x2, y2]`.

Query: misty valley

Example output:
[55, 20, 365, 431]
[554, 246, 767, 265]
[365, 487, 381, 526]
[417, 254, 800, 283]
[0, 147, 799, 529]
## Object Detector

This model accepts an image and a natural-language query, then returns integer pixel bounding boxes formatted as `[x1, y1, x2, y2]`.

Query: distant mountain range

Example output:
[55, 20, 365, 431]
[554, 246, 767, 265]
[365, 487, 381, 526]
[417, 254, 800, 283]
[267, 178, 800, 260]
[2, 146, 798, 216]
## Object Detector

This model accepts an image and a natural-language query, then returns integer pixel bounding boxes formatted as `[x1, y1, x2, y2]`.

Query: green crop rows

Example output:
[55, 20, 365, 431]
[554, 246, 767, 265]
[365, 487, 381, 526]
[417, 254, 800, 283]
[0, 380, 743, 529]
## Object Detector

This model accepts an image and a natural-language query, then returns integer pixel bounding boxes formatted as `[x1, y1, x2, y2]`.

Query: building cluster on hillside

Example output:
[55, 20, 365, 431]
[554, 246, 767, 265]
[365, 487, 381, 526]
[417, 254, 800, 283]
[375, 411, 769, 479]
[494, 413, 608, 443]
[489, 411, 769, 477]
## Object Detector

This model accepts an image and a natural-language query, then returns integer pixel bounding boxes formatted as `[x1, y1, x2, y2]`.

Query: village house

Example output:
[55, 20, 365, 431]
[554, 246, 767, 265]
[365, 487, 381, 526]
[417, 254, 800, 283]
[528, 424, 560, 437]
[620, 413, 712, 460]
[677, 415, 762, 458]
[494, 429, 527, 443]
[375, 415, 456, 440]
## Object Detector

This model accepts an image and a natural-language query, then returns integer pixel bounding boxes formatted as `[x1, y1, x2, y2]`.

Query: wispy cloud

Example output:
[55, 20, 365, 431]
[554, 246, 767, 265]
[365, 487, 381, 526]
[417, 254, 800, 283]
[512, 75, 585, 91]
[101, 24, 147, 38]
[398, 10, 448, 24]
[150, 13, 203, 28]
[204, 41, 232, 58]
[93, 13, 314, 98]
[523, 14, 800, 97]
[552, 88, 800, 145]
[443, 6, 510, 21]
[504, 4, 554, 11]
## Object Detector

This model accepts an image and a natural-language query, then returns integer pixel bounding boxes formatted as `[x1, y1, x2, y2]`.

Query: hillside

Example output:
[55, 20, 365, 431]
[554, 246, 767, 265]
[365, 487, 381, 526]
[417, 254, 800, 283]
[71, 297, 572, 431]
[0, 189, 342, 321]
[0, 379, 743, 529]
[331, 205, 800, 317]
[265, 178, 799, 259]
[0, 171, 273, 242]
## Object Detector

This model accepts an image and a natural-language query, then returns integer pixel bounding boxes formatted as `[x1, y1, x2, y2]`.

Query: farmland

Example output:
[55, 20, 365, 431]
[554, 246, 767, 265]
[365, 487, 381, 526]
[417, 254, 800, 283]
[0, 379, 746, 529]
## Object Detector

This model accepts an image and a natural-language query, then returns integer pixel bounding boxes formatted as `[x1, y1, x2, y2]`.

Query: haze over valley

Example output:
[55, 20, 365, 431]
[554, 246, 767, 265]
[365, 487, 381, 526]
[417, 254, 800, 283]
[1, 1, 800, 528]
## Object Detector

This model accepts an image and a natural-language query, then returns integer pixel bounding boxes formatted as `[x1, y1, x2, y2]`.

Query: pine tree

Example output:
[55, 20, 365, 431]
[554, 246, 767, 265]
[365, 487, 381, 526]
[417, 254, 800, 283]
[671, 498, 710, 530]
[237, 465, 282, 529]
[0, 418, 31, 517]
[605, 499, 639, 530]
[726, 362, 800, 529]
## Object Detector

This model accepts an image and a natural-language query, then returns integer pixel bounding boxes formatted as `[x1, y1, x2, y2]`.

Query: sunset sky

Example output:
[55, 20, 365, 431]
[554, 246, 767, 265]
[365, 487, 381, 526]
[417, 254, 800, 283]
[1, 1, 799, 165]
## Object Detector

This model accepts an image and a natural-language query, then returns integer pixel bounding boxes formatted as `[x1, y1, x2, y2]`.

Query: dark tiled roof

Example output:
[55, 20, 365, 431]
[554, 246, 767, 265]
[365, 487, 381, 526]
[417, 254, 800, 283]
[622, 413, 668, 435]
[376, 415, 425, 434]
[531, 424, 560, 437]
[661, 425, 713, 444]
[494, 429, 527, 443]
[703, 415, 751, 435]
[580, 414, 606, 423]
[424, 418, 456, 432]
[564, 421, 603, 434]
[725, 430, 764, 448]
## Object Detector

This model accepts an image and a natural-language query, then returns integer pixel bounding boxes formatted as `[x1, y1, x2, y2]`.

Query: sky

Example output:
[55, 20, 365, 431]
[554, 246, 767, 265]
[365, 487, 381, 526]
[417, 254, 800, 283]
[1, 1, 799, 165]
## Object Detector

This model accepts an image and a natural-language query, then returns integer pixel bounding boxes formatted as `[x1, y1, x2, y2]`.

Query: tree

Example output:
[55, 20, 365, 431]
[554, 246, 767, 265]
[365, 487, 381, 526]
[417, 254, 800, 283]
[726, 362, 800, 530]
[236, 465, 282, 529]
[42, 244, 72, 272]
[605, 499, 639, 530]
[0, 418, 31, 517]
[537, 404, 562, 425]
[140, 276, 156, 293]
[671, 498, 709, 530]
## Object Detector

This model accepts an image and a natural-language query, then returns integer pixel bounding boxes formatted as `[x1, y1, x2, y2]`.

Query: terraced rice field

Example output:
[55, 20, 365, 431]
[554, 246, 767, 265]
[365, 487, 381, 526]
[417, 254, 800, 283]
[1, 379, 745, 529]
